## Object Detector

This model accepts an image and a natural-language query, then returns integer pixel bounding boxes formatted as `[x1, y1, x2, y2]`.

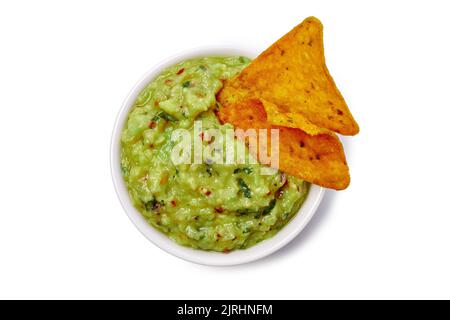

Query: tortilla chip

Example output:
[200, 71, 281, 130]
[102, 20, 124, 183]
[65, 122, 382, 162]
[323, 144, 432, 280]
[217, 85, 350, 190]
[228, 16, 359, 136]
[261, 98, 330, 135]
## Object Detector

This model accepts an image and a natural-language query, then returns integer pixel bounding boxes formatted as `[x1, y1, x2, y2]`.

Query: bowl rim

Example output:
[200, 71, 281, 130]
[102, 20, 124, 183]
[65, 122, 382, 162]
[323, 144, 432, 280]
[110, 46, 326, 266]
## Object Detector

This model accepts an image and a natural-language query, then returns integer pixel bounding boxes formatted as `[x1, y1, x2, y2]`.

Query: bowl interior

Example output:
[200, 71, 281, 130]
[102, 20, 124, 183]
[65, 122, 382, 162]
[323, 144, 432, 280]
[111, 47, 325, 266]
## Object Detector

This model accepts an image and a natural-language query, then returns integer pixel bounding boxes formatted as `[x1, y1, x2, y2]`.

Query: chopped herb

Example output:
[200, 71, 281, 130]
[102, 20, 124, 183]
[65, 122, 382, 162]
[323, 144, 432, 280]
[160, 112, 177, 122]
[151, 113, 160, 122]
[152, 111, 177, 122]
[237, 178, 252, 198]
[262, 199, 276, 216]
[206, 164, 213, 177]
[236, 208, 256, 216]
[120, 164, 129, 175]
[143, 198, 164, 211]
[234, 167, 253, 174]
[182, 81, 191, 88]
[199, 65, 207, 71]
[239, 56, 247, 63]
[144, 200, 154, 211]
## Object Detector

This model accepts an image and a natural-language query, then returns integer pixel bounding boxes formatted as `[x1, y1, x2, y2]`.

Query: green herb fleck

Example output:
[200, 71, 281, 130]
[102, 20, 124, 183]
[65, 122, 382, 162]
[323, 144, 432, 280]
[120, 164, 130, 176]
[236, 209, 249, 215]
[237, 178, 252, 198]
[236, 208, 257, 216]
[234, 167, 253, 175]
[152, 111, 177, 122]
[206, 164, 213, 177]
[182, 81, 191, 88]
[144, 199, 156, 211]
[262, 199, 276, 216]
[144, 198, 164, 211]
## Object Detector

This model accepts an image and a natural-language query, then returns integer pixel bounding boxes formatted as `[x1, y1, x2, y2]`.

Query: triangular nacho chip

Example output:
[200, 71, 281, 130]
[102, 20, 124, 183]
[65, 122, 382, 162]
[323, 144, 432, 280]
[217, 85, 350, 190]
[261, 98, 331, 135]
[228, 16, 359, 136]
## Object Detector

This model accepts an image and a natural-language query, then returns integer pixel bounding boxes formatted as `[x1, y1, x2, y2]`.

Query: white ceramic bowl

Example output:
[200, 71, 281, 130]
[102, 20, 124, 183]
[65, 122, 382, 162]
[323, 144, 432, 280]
[111, 47, 325, 266]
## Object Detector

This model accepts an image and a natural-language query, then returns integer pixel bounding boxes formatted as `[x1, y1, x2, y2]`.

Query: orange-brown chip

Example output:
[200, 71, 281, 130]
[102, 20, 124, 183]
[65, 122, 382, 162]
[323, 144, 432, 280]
[228, 16, 359, 136]
[217, 85, 350, 190]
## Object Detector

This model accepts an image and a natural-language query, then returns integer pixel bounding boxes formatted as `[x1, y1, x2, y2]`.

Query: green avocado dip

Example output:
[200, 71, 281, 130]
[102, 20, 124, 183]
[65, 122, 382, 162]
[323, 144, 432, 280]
[120, 56, 309, 252]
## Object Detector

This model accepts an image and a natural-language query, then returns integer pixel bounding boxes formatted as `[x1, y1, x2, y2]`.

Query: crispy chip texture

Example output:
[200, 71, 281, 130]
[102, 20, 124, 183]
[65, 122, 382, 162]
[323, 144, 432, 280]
[217, 85, 350, 190]
[228, 16, 359, 136]
[261, 98, 330, 135]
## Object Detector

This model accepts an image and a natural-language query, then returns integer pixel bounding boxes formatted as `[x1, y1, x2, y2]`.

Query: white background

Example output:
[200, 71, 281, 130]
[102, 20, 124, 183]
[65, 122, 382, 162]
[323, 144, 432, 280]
[1, 0, 449, 300]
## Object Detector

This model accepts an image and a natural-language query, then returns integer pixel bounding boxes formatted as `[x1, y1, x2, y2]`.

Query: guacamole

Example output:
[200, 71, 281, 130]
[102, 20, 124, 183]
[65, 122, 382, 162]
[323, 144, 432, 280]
[121, 56, 309, 252]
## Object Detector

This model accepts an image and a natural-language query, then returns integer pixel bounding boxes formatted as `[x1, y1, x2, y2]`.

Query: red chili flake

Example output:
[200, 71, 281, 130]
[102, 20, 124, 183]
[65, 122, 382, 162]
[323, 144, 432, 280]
[275, 189, 284, 199]
[215, 207, 224, 213]
[223, 248, 231, 254]
[164, 79, 173, 85]
[171, 200, 177, 207]
[199, 132, 205, 140]
[176, 68, 185, 75]
[205, 190, 212, 196]
[149, 121, 157, 129]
